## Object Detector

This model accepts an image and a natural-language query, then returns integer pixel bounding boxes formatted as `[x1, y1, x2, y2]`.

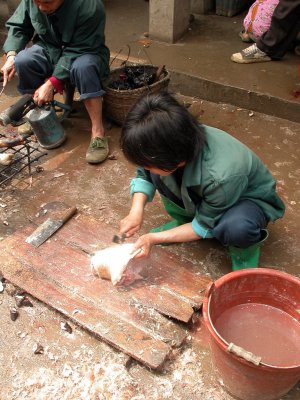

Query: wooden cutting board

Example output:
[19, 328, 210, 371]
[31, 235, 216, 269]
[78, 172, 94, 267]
[0, 203, 211, 369]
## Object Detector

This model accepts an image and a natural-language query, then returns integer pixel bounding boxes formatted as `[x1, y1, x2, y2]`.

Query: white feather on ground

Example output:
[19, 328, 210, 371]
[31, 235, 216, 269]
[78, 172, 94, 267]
[0, 152, 14, 166]
[91, 243, 144, 286]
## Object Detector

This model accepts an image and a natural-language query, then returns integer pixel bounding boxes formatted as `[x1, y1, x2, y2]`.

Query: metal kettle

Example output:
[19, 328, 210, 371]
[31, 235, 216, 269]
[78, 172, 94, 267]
[26, 100, 70, 149]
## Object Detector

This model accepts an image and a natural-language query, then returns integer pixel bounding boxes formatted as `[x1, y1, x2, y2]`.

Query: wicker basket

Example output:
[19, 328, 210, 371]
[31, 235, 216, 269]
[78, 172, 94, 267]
[103, 64, 170, 125]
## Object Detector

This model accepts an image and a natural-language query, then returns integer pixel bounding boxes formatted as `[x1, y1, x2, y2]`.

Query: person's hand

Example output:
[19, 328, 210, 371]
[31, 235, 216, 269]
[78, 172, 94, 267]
[1, 55, 16, 87]
[33, 80, 55, 106]
[132, 233, 155, 259]
[119, 212, 143, 237]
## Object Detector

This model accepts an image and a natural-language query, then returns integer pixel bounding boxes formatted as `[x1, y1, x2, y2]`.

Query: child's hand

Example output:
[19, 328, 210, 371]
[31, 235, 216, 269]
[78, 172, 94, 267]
[119, 213, 143, 237]
[132, 233, 155, 259]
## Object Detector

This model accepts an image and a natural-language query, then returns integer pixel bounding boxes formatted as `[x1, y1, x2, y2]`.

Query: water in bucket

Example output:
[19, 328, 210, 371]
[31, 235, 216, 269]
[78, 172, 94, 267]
[203, 269, 300, 400]
[214, 303, 300, 367]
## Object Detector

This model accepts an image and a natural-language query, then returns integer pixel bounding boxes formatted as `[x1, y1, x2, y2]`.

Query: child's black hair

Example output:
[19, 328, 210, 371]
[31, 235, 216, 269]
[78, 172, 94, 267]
[120, 91, 205, 171]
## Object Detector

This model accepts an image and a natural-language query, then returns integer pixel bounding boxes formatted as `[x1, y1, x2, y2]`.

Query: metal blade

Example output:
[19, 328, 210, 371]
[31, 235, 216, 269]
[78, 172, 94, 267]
[26, 219, 63, 247]
[112, 233, 126, 244]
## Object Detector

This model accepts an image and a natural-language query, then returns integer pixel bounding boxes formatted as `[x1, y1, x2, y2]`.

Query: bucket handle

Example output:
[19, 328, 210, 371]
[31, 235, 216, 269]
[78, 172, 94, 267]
[205, 281, 215, 298]
[228, 343, 262, 366]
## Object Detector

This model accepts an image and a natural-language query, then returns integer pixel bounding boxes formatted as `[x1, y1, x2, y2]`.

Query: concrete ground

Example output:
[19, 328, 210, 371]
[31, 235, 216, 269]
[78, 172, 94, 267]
[0, 1, 300, 399]
[104, 0, 300, 123]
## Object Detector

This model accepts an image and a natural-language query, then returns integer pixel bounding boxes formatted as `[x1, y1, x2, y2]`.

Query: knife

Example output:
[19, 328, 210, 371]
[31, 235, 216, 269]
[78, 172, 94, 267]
[0, 73, 5, 97]
[112, 233, 126, 244]
[26, 206, 77, 247]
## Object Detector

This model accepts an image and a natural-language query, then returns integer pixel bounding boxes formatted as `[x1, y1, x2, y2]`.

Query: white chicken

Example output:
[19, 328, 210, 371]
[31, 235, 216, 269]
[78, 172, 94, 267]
[91, 243, 143, 286]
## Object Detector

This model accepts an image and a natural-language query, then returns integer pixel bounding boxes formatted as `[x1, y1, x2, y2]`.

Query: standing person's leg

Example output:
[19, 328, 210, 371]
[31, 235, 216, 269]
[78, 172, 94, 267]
[213, 200, 268, 270]
[231, 0, 300, 63]
[257, 0, 300, 59]
[70, 54, 108, 164]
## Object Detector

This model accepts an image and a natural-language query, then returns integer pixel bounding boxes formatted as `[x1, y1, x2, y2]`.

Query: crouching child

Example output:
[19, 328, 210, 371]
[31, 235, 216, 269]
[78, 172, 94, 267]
[119, 91, 285, 270]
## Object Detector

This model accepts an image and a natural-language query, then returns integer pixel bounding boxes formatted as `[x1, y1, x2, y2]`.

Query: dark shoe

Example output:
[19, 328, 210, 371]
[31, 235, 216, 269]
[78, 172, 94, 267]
[231, 43, 271, 64]
[86, 136, 109, 164]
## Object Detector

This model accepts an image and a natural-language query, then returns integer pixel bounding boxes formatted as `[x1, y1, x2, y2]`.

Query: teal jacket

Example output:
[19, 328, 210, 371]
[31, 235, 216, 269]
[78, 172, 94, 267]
[130, 125, 285, 238]
[3, 0, 110, 81]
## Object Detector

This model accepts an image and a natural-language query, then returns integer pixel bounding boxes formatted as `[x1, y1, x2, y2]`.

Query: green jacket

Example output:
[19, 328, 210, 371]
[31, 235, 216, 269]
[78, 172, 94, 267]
[130, 125, 285, 238]
[3, 0, 110, 81]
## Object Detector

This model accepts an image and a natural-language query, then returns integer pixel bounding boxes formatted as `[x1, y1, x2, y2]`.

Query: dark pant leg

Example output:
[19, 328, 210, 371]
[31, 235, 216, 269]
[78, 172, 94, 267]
[70, 54, 105, 101]
[14, 45, 53, 94]
[257, 0, 300, 59]
[212, 200, 267, 248]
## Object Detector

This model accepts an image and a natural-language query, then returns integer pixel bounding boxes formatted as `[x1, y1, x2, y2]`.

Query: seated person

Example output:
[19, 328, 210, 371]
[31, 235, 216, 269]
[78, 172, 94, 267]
[1, 0, 110, 164]
[118, 91, 285, 270]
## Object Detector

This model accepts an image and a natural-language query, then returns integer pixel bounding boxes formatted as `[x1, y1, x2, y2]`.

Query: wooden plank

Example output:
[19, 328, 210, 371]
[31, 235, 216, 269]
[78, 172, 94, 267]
[148, 249, 211, 308]
[2, 255, 170, 369]
[2, 228, 187, 348]
[0, 207, 212, 368]
[51, 214, 211, 308]
[8, 225, 193, 323]
[126, 284, 194, 323]
[23, 213, 211, 321]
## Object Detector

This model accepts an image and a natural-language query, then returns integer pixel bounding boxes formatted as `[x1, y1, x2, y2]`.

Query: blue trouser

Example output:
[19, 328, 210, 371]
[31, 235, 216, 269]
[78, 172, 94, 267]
[149, 172, 267, 249]
[14, 45, 105, 100]
[212, 200, 267, 248]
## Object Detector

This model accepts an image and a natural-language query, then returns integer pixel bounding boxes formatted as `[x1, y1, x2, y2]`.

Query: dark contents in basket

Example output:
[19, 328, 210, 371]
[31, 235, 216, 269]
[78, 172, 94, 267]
[108, 67, 157, 90]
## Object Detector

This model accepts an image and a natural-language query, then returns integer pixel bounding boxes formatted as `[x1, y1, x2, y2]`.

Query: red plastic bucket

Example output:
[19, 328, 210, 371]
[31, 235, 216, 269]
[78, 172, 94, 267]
[202, 268, 300, 400]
